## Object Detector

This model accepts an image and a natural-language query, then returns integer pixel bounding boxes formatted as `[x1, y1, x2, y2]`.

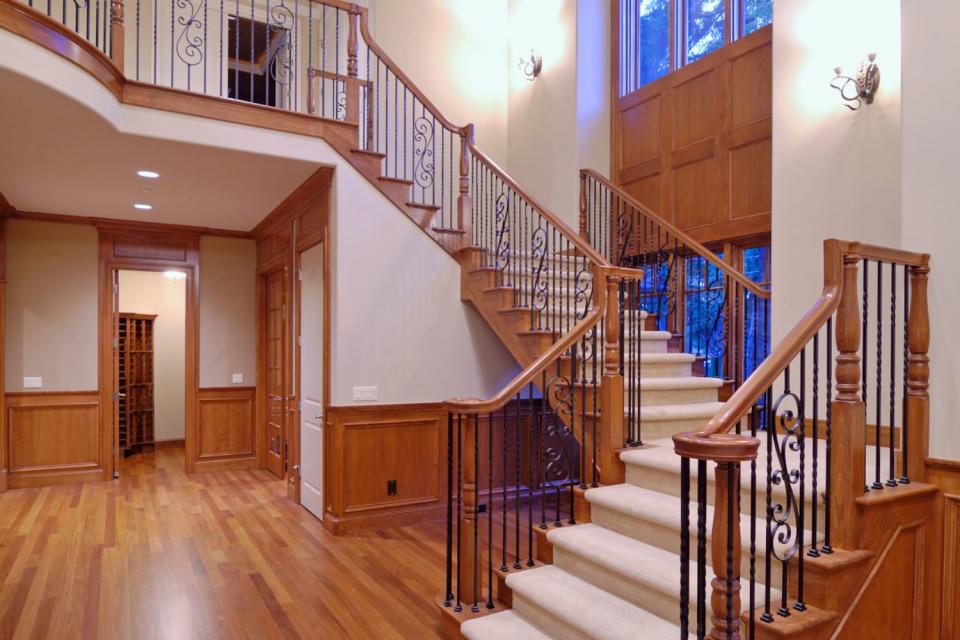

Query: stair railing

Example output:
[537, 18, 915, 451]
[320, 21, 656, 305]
[442, 262, 642, 616]
[580, 170, 772, 446]
[673, 239, 930, 639]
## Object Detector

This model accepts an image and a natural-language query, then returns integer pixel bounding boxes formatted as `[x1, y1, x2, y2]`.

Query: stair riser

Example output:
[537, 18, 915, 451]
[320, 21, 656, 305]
[552, 548, 682, 623]
[511, 595, 593, 640]
[569, 361, 693, 379]
[377, 179, 412, 203]
[639, 387, 719, 406]
[589, 504, 790, 587]
[624, 418, 718, 440]
[622, 463, 826, 534]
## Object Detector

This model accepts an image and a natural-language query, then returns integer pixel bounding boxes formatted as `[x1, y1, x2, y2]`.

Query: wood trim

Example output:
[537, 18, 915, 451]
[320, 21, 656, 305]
[98, 229, 201, 476]
[9, 209, 253, 239]
[923, 456, 960, 639]
[5, 391, 104, 488]
[252, 169, 333, 240]
[194, 386, 257, 472]
[324, 403, 447, 534]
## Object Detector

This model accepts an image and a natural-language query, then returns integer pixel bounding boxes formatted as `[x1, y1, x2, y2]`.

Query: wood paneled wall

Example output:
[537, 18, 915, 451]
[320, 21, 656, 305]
[196, 386, 257, 472]
[5, 391, 103, 488]
[324, 403, 446, 534]
[612, 26, 772, 244]
[923, 458, 960, 639]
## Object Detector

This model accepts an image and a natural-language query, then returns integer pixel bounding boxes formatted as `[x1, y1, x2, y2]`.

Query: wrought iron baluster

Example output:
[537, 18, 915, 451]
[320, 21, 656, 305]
[823, 319, 834, 554]
[444, 413, 453, 606]
[680, 457, 690, 638]
[487, 413, 494, 610]
[900, 265, 910, 484]
[887, 262, 898, 486]
[696, 459, 707, 638]
[873, 260, 883, 490]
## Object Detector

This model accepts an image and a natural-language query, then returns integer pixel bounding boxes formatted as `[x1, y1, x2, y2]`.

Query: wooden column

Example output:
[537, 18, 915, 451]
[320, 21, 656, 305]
[457, 125, 474, 245]
[710, 462, 742, 640]
[578, 172, 589, 243]
[905, 262, 930, 483]
[457, 414, 480, 610]
[831, 250, 865, 549]
[598, 273, 625, 484]
[344, 7, 360, 125]
[110, 0, 124, 72]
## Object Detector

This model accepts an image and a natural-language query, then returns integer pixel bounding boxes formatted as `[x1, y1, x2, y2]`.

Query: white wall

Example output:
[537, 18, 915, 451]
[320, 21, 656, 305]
[901, 0, 960, 459]
[771, 0, 902, 346]
[118, 270, 186, 442]
[329, 164, 520, 405]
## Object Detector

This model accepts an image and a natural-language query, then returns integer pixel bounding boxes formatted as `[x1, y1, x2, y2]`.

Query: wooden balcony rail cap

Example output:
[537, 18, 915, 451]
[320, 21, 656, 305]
[579, 168, 770, 299]
[672, 431, 761, 463]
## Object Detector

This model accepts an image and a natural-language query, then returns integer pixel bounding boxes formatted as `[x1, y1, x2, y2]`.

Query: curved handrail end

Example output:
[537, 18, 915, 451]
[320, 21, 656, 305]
[673, 431, 760, 463]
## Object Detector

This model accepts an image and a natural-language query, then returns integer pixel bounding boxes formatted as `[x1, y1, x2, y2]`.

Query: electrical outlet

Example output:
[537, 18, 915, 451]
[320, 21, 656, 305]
[352, 386, 378, 402]
[232, 373, 244, 384]
[23, 377, 42, 389]
[387, 479, 397, 496]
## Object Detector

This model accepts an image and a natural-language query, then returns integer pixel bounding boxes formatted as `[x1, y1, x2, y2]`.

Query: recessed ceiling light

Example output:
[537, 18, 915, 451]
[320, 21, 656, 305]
[134, 203, 152, 210]
[137, 170, 160, 179]
[164, 270, 187, 281]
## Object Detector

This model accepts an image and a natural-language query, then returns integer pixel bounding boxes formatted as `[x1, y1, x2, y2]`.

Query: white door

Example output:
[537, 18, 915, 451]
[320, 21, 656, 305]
[299, 243, 325, 519]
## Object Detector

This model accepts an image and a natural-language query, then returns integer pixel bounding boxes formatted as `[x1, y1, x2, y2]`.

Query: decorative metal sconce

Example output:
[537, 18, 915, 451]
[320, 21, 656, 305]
[517, 50, 542, 81]
[830, 53, 880, 111]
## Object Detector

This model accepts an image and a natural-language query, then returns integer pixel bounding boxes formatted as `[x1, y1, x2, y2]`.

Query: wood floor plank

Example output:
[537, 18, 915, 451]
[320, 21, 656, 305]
[0, 444, 452, 639]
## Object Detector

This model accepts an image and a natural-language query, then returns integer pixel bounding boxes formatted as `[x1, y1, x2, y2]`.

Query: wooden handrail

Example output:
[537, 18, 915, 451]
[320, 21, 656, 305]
[471, 146, 608, 267]
[674, 238, 930, 460]
[581, 168, 770, 299]
[355, 7, 469, 136]
[444, 265, 644, 414]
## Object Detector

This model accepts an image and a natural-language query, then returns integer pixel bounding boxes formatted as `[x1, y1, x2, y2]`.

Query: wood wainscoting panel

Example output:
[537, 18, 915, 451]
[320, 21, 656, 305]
[6, 391, 103, 487]
[195, 387, 257, 472]
[325, 403, 446, 534]
[924, 457, 960, 639]
[613, 25, 771, 244]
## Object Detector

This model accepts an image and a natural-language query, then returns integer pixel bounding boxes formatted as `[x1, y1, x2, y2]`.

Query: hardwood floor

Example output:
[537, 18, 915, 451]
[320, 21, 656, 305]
[0, 443, 448, 639]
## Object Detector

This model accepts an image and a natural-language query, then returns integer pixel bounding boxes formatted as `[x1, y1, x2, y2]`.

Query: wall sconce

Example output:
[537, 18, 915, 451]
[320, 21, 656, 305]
[517, 50, 542, 81]
[830, 53, 880, 111]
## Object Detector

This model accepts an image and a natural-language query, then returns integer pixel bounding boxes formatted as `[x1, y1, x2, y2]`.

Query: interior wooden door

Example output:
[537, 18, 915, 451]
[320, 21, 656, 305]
[111, 270, 120, 478]
[298, 243, 324, 518]
[265, 267, 289, 479]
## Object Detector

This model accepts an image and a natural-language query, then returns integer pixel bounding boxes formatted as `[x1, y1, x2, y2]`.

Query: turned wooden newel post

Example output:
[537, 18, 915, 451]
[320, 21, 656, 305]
[598, 271, 625, 484]
[831, 247, 865, 550]
[457, 125, 474, 246]
[344, 7, 360, 124]
[905, 261, 930, 483]
[457, 413, 479, 610]
[578, 172, 589, 243]
[110, 0, 124, 71]
[710, 461, 742, 640]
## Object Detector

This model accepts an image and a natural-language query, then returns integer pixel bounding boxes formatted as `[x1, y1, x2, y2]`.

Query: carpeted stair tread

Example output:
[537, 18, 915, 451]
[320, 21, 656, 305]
[506, 565, 680, 639]
[461, 611, 551, 640]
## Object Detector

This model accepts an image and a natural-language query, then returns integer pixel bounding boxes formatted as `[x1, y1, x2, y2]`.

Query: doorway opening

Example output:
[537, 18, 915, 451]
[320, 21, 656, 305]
[113, 269, 188, 475]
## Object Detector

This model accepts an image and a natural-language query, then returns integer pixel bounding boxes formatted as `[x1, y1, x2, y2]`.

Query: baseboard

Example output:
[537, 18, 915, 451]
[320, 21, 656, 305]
[322, 501, 445, 535]
[192, 455, 259, 474]
[8, 466, 106, 489]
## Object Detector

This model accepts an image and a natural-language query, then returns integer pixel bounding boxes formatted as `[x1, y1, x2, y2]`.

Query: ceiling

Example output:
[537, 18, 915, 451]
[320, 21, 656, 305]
[0, 67, 320, 231]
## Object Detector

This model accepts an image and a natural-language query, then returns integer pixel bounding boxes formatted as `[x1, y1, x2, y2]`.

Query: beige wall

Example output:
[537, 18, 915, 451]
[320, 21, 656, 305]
[771, 0, 902, 344]
[901, 0, 959, 459]
[5, 219, 98, 392]
[119, 270, 186, 442]
[199, 236, 257, 388]
[368, 0, 509, 168]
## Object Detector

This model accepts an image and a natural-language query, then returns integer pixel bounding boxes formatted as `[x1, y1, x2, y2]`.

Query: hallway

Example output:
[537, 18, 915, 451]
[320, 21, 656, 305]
[0, 445, 446, 639]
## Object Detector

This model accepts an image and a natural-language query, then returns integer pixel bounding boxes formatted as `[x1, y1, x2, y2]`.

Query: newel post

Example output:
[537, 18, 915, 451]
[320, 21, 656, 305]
[905, 261, 930, 483]
[457, 414, 480, 610]
[110, 0, 124, 71]
[597, 272, 625, 484]
[831, 249, 865, 550]
[344, 6, 360, 124]
[578, 172, 589, 243]
[710, 461, 742, 640]
[457, 125, 475, 246]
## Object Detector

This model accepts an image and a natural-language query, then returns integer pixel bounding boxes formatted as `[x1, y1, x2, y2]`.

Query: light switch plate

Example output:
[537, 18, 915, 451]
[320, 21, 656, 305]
[232, 373, 244, 384]
[352, 386, 378, 402]
[23, 377, 42, 389]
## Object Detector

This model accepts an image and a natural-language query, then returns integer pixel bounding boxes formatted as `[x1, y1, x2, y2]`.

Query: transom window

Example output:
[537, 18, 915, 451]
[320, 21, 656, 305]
[618, 0, 773, 96]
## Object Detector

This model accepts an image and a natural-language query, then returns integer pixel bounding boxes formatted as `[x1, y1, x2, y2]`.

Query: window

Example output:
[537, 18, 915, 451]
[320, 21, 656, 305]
[684, 253, 726, 378]
[619, 0, 772, 95]
[685, 0, 725, 64]
[620, 0, 671, 96]
[742, 0, 773, 36]
[741, 244, 771, 380]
